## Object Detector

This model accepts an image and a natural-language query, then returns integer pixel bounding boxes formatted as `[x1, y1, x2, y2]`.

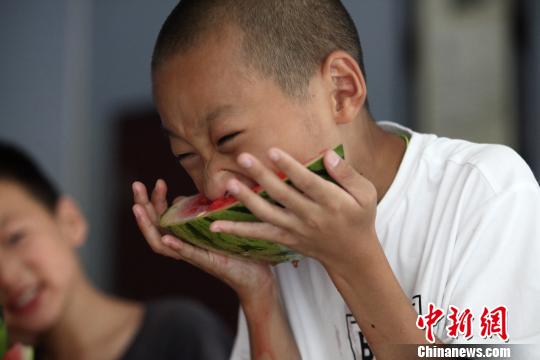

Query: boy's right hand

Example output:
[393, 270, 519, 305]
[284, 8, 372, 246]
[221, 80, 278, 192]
[132, 179, 275, 302]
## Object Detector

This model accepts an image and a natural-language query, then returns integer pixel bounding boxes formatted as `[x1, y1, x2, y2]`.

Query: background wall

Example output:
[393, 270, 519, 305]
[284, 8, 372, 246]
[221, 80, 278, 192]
[521, 0, 540, 178]
[1, 0, 538, 309]
[0, 0, 177, 291]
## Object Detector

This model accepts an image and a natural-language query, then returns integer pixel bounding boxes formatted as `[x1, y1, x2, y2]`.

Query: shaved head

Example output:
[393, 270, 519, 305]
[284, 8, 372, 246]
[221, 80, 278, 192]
[152, 0, 369, 104]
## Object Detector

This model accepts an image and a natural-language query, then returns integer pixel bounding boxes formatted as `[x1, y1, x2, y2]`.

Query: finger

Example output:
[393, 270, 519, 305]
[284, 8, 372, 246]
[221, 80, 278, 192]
[210, 220, 297, 247]
[151, 179, 168, 215]
[236, 152, 315, 217]
[267, 148, 338, 206]
[133, 205, 182, 259]
[324, 150, 377, 207]
[226, 178, 299, 231]
[132, 204, 166, 252]
[132, 181, 159, 223]
[162, 235, 229, 275]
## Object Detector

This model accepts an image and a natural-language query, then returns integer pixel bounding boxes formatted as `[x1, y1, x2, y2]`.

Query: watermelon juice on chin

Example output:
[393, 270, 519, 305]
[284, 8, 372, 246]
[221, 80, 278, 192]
[160, 144, 345, 263]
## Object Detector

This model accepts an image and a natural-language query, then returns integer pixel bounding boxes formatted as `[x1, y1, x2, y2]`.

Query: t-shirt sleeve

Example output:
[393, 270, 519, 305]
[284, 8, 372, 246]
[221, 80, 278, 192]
[229, 307, 251, 360]
[437, 180, 540, 345]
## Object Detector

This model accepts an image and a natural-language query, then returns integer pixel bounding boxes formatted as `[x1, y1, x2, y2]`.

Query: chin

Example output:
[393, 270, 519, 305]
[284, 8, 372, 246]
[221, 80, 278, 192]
[7, 287, 62, 337]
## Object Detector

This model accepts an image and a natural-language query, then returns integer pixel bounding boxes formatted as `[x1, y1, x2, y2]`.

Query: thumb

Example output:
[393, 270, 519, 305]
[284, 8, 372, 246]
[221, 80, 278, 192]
[324, 150, 377, 206]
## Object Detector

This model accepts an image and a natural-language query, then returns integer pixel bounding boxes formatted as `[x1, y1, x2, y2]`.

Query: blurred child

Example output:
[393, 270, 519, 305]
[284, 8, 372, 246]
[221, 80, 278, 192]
[0, 143, 232, 360]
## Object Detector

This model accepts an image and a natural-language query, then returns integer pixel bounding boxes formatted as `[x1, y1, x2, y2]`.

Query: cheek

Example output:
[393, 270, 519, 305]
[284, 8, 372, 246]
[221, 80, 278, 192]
[5, 244, 78, 334]
[187, 170, 206, 194]
[26, 238, 79, 300]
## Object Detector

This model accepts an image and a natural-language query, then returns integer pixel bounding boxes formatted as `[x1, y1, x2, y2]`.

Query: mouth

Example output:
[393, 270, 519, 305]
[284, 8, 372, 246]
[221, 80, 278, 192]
[7, 285, 42, 316]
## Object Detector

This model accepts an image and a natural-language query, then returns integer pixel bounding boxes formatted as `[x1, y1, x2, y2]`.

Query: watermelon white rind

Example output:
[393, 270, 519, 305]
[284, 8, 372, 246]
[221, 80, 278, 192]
[160, 144, 345, 263]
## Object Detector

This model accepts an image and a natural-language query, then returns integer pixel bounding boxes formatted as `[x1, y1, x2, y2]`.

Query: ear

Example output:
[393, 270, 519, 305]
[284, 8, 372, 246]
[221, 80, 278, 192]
[321, 50, 367, 125]
[54, 196, 88, 248]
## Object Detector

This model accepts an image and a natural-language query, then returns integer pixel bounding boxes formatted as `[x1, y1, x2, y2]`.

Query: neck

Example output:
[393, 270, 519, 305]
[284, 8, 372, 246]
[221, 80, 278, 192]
[41, 275, 142, 360]
[340, 111, 406, 203]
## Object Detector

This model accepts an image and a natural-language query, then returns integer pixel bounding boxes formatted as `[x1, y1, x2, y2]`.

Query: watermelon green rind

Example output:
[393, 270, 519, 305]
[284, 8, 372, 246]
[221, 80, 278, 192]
[0, 307, 6, 358]
[160, 144, 344, 263]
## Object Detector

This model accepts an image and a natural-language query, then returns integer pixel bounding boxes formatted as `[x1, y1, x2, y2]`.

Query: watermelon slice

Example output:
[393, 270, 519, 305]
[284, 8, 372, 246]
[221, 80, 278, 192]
[2, 345, 33, 360]
[160, 144, 345, 263]
[0, 308, 6, 358]
[0, 308, 33, 360]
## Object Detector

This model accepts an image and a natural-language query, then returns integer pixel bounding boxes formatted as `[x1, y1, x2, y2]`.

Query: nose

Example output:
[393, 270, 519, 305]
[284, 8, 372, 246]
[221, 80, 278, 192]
[202, 159, 257, 201]
[203, 171, 229, 201]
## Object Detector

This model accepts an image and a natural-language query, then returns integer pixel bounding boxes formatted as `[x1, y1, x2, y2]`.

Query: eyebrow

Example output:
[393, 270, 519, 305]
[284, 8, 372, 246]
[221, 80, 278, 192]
[161, 104, 234, 140]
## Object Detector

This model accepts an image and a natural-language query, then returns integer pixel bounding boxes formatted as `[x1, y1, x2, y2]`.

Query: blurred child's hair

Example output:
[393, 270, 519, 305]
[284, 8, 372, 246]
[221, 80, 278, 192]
[0, 142, 60, 212]
[152, 0, 369, 108]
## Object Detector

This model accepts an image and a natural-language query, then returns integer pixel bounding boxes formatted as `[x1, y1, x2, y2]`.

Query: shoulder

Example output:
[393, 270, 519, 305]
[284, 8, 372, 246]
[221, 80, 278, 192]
[417, 134, 538, 195]
[145, 298, 221, 326]
[144, 298, 232, 343]
[121, 298, 232, 360]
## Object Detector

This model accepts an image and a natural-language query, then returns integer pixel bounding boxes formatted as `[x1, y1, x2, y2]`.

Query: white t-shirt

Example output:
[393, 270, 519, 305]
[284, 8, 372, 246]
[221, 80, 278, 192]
[230, 122, 540, 360]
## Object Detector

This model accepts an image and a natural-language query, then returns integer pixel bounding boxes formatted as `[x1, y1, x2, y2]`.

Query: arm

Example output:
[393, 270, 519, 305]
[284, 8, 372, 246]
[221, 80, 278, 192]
[241, 282, 300, 360]
[324, 234, 434, 359]
[206, 149, 439, 359]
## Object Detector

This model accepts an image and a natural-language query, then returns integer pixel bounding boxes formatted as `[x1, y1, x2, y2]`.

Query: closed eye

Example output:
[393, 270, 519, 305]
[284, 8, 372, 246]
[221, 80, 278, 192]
[217, 131, 242, 147]
[175, 153, 195, 162]
[6, 232, 24, 246]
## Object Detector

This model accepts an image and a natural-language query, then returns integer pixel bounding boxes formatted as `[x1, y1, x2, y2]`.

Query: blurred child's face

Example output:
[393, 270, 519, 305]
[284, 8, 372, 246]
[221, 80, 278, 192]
[153, 26, 342, 200]
[0, 181, 83, 338]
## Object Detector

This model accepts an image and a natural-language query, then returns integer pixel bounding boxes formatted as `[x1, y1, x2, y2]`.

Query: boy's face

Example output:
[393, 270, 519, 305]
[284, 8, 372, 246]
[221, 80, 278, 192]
[153, 26, 342, 200]
[0, 181, 81, 338]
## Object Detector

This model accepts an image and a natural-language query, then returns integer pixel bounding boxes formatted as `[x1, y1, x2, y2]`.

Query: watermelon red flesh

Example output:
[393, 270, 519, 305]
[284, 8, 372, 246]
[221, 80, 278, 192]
[160, 144, 345, 263]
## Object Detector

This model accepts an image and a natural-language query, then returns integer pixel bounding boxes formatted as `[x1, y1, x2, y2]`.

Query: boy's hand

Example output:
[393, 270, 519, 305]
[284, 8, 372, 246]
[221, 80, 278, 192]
[132, 180, 301, 357]
[131, 180, 274, 301]
[209, 148, 378, 270]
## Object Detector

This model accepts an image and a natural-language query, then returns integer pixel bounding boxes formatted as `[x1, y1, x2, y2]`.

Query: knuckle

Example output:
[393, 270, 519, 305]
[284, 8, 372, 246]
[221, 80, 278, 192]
[300, 177, 316, 192]
[250, 162, 265, 177]
[364, 183, 378, 205]
[326, 199, 341, 213]
[340, 167, 356, 182]
[305, 215, 321, 231]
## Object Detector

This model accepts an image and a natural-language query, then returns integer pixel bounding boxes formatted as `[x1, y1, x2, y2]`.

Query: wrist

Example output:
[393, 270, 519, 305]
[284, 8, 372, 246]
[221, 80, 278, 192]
[322, 228, 382, 281]
[238, 279, 280, 315]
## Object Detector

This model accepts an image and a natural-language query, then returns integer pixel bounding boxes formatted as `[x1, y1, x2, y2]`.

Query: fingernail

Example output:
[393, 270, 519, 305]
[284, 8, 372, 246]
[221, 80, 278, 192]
[238, 154, 253, 168]
[269, 148, 280, 162]
[327, 150, 341, 168]
[227, 179, 240, 194]
[210, 223, 221, 232]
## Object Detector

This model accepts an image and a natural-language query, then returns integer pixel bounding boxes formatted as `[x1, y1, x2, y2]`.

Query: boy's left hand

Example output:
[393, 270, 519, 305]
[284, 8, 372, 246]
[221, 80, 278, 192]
[210, 147, 379, 269]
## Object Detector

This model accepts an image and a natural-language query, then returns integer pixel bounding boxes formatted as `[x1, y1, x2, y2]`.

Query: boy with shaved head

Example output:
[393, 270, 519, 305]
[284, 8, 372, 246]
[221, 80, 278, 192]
[132, 1, 540, 359]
